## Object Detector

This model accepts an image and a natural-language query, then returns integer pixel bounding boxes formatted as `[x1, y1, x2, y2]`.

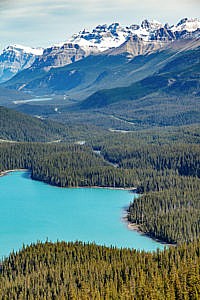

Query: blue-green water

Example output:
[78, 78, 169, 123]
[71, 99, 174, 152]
[0, 171, 164, 257]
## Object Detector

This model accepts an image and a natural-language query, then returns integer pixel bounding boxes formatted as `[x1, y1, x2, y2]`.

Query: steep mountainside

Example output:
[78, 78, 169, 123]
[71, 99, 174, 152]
[74, 45, 200, 127]
[104, 35, 167, 57]
[80, 45, 200, 108]
[32, 43, 87, 71]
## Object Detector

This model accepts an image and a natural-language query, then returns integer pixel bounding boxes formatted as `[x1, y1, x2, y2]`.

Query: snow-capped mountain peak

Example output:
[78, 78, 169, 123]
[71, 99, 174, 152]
[67, 17, 200, 51]
[68, 22, 128, 52]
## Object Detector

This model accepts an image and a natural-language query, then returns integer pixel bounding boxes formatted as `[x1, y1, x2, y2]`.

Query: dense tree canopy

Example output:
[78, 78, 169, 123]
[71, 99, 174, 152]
[0, 240, 200, 299]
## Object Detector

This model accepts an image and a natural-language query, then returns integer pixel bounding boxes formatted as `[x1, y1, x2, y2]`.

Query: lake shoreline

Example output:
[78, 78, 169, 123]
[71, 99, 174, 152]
[0, 169, 28, 177]
[122, 215, 176, 247]
[0, 169, 137, 192]
[73, 185, 137, 192]
[0, 170, 165, 256]
[0, 169, 174, 247]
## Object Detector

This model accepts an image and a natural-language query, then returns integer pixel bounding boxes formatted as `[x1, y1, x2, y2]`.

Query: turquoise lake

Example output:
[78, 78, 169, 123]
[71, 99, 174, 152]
[0, 171, 164, 258]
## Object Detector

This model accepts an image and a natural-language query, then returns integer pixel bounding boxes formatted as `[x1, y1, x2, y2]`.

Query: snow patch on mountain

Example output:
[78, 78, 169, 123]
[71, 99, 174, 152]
[2, 44, 44, 56]
[172, 18, 200, 32]
[1, 18, 199, 83]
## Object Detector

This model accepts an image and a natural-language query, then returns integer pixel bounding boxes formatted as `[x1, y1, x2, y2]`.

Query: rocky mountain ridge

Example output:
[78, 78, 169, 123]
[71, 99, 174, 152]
[28, 18, 200, 71]
[68, 18, 200, 49]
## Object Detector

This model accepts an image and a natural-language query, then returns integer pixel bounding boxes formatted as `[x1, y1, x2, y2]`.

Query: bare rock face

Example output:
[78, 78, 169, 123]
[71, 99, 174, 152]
[32, 43, 87, 71]
[105, 35, 169, 58]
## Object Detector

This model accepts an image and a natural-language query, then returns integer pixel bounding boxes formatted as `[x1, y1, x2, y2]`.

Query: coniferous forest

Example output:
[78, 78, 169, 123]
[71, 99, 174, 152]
[0, 240, 200, 300]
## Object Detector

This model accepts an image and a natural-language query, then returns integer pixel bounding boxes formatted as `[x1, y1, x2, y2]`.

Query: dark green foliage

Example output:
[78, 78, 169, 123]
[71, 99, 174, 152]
[101, 143, 200, 178]
[0, 240, 200, 299]
[0, 106, 73, 142]
[90, 124, 200, 148]
[79, 74, 171, 109]
[78, 92, 200, 127]
[94, 137, 200, 244]
[0, 143, 136, 188]
[31, 146, 135, 188]
[128, 177, 200, 244]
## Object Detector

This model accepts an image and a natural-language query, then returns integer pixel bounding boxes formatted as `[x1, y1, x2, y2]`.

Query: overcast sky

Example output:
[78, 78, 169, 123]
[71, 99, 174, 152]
[0, 0, 199, 52]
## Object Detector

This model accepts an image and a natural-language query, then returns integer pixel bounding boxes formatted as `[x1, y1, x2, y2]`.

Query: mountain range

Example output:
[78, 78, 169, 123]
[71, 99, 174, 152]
[1, 17, 199, 87]
[0, 17, 199, 130]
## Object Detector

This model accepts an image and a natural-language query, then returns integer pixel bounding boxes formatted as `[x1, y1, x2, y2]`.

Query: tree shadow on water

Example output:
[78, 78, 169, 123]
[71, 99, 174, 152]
[21, 170, 31, 180]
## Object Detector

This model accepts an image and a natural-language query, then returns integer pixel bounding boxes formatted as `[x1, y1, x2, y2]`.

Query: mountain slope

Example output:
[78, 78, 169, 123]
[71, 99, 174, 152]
[0, 86, 30, 104]
[4, 54, 130, 94]
[75, 45, 200, 127]
[0, 106, 72, 142]
[31, 43, 88, 71]
[79, 45, 200, 108]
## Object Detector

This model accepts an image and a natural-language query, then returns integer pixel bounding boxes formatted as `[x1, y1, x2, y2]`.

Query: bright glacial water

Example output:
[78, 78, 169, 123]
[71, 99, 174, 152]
[0, 171, 164, 258]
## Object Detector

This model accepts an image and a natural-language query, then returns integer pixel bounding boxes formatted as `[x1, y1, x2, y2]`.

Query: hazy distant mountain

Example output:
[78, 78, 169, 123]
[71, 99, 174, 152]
[74, 44, 200, 128]
[0, 45, 43, 83]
